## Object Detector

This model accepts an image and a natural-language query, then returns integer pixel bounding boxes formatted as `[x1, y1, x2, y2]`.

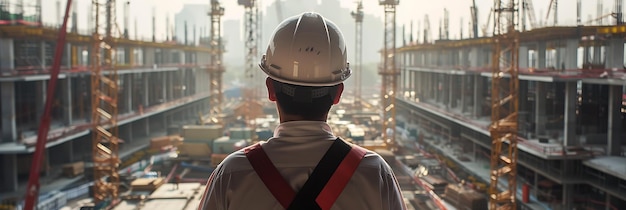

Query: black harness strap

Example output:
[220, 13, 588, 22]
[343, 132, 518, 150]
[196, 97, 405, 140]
[287, 139, 352, 210]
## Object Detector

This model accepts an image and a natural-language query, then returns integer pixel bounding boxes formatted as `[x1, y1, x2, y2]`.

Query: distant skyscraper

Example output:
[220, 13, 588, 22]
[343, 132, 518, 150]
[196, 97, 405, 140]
[174, 4, 211, 45]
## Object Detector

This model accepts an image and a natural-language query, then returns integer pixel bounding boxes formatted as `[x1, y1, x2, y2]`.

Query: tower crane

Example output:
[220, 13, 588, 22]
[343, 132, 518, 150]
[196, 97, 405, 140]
[90, 0, 122, 205]
[208, 0, 224, 124]
[238, 0, 262, 129]
[471, 0, 479, 38]
[23, 0, 72, 209]
[351, 0, 363, 111]
[522, 0, 538, 30]
[489, 0, 520, 209]
[378, 0, 398, 151]
[545, 0, 557, 26]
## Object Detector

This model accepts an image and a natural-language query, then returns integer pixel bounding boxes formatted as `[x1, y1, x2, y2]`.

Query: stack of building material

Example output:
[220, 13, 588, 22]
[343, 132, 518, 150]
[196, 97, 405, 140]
[150, 136, 183, 150]
[182, 125, 223, 143]
[178, 143, 212, 158]
[61, 161, 85, 177]
[229, 127, 253, 140]
[212, 137, 247, 154]
[131, 178, 165, 191]
[444, 184, 487, 210]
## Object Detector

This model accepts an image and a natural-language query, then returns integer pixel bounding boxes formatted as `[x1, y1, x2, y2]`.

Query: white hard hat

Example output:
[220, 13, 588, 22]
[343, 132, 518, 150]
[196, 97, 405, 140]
[259, 12, 351, 87]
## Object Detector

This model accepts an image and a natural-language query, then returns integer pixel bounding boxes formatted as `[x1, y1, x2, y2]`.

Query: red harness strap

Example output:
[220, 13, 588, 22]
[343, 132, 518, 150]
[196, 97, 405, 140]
[244, 141, 366, 210]
[244, 143, 296, 208]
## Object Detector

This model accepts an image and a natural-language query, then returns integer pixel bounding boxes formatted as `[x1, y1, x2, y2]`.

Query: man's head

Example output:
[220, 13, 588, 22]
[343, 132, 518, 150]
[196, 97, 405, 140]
[259, 12, 350, 121]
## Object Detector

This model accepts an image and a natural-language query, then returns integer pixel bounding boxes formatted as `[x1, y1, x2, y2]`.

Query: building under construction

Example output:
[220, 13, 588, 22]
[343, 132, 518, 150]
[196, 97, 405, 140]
[0, 0, 625, 210]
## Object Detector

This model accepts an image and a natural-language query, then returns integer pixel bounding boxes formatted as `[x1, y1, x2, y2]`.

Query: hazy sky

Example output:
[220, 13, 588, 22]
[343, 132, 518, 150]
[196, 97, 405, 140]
[36, 0, 617, 40]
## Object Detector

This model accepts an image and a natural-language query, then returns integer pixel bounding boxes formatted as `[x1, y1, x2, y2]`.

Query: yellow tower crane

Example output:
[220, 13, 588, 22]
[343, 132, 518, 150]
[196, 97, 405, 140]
[208, 0, 225, 124]
[379, 0, 399, 152]
[489, 0, 520, 209]
[351, 0, 364, 111]
[91, 0, 121, 205]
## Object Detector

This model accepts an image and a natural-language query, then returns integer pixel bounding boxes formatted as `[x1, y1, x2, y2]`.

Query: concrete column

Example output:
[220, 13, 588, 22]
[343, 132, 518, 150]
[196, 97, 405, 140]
[473, 75, 483, 118]
[125, 123, 133, 144]
[66, 140, 74, 162]
[162, 72, 167, 103]
[563, 39, 579, 69]
[606, 38, 625, 69]
[606, 195, 611, 210]
[0, 38, 14, 74]
[40, 41, 47, 68]
[562, 184, 572, 209]
[448, 75, 456, 108]
[168, 72, 174, 100]
[608, 85, 623, 156]
[472, 141, 477, 160]
[125, 74, 133, 113]
[144, 118, 150, 137]
[144, 48, 156, 67]
[563, 82, 577, 146]
[35, 80, 46, 122]
[537, 42, 547, 69]
[533, 172, 538, 198]
[1, 82, 16, 142]
[469, 47, 479, 67]
[519, 45, 529, 69]
[143, 73, 150, 107]
[0, 154, 18, 192]
[60, 78, 73, 125]
[461, 76, 467, 113]
[519, 80, 529, 135]
[535, 82, 547, 136]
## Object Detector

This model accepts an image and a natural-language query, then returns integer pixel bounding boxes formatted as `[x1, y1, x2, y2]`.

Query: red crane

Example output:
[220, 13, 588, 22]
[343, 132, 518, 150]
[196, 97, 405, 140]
[23, 0, 73, 209]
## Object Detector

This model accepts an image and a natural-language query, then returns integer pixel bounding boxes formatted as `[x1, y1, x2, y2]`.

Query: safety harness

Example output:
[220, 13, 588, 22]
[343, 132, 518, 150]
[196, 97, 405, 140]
[244, 139, 366, 210]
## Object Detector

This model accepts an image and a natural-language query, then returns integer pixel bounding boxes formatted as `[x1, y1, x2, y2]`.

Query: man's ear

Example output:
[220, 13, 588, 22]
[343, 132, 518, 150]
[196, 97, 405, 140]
[266, 77, 277, 101]
[333, 83, 344, 104]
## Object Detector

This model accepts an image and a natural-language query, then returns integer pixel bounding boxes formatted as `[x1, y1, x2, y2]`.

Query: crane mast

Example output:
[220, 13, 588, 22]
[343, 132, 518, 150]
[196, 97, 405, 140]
[379, 0, 398, 151]
[238, 0, 261, 128]
[208, 0, 224, 124]
[351, 0, 364, 111]
[91, 0, 121, 205]
[489, 0, 519, 209]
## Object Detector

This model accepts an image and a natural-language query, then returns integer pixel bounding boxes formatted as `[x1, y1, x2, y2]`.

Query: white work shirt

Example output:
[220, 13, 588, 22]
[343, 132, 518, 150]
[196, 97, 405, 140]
[199, 121, 407, 210]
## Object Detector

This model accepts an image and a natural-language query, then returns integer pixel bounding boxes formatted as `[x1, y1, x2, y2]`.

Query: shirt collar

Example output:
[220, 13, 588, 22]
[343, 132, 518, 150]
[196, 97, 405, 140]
[270, 121, 336, 142]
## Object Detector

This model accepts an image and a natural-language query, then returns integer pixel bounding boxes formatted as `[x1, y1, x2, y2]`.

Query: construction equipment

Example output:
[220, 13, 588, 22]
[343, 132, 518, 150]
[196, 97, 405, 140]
[238, 0, 262, 129]
[351, 0, 364, 111]
[91, 0, 122, 205]
[470, 0, 479, 38]
[23, 1, 71, 209]
[489, 0, 520, 209]
[207, 0, 224, 124]
[378, 0, 399, 152]
[545, 0, 557, 26]
[423, 15, 431, 43]
[521, 0, 538, 30]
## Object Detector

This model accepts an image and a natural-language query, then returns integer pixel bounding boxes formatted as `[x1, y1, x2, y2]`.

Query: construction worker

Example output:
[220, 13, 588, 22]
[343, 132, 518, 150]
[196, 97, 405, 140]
[174, 175, 181, 190]
[199, 12, 406, 210]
